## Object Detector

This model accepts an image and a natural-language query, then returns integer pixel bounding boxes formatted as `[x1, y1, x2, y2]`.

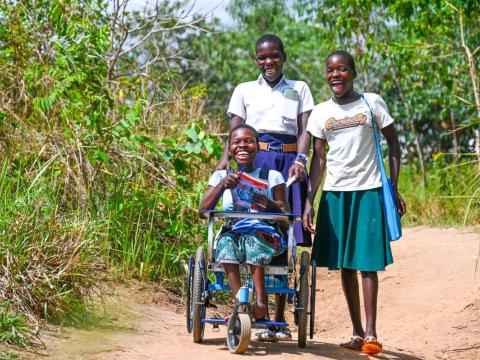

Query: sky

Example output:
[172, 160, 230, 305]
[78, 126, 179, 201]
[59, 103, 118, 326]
[124, 0, 232, 24]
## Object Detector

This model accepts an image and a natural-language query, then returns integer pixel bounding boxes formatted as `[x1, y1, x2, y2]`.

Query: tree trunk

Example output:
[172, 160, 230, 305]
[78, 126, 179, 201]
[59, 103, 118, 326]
[450, 110, 459, 161]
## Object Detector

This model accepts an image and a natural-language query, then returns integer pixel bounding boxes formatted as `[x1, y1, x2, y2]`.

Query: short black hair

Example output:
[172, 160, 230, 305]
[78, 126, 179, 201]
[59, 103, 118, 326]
[326, 50, 356, 73]
[228, 124, 259, 146]
[255, 34, 285, 56]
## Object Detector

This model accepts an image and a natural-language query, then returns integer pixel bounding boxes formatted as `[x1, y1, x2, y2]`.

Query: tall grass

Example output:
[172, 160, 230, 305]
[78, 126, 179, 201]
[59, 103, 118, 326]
[0, 157, 102, 324]
[400, 156, 479, 226]
[0, 113, 220, 324]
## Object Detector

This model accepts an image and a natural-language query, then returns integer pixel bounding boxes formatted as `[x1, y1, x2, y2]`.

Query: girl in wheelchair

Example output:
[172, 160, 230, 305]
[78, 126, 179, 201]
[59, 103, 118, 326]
[198, 124, 290, 327]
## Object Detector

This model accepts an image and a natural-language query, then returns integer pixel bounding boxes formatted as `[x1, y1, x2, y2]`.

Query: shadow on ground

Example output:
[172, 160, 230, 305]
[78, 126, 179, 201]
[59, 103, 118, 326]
[200, 338, 425, 359]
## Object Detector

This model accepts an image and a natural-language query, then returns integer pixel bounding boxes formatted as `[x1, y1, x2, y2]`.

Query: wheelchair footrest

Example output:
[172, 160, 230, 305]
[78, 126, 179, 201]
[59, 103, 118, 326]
[203, 317, 228, 325]
[253, 320, 288, 328]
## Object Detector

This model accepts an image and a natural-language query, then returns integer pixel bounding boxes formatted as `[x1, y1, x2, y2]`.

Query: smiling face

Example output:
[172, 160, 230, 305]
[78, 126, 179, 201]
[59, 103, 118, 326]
[228, 127, 258, 169]
[255, 41, 285, 82]
[326, 54, 356, 99]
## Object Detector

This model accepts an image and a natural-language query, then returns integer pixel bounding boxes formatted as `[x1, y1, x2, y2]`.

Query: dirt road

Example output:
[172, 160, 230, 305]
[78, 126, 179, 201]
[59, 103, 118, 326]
[34, 227, 480, 359]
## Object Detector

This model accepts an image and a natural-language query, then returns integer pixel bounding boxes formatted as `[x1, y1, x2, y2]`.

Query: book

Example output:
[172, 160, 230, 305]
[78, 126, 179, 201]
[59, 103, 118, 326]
[232, 172, 268, 211]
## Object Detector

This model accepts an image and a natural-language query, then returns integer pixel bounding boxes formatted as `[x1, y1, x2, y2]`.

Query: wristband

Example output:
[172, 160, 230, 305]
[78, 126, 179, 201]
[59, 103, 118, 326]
[296, 152, 308, 164]
[294, 160, 306, 168]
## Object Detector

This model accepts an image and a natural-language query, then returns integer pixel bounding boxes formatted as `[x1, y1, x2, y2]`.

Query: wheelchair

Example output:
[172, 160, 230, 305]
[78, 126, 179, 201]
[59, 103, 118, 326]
[186, 210, 317, 354]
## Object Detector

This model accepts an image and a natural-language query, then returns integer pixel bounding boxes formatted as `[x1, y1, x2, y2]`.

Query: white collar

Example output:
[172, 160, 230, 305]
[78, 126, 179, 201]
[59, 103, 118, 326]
[257, 74, 287, 90]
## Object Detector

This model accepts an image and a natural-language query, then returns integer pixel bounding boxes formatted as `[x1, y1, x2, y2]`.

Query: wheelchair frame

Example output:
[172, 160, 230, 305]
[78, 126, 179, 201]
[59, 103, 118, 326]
[186, 210, 317, 354]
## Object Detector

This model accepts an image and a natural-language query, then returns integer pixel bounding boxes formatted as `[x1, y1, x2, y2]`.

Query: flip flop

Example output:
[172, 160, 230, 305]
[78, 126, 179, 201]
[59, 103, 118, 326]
[362, 336, 383, 355]
[254, 328, 277, 342]
[339, 335, 364, 351]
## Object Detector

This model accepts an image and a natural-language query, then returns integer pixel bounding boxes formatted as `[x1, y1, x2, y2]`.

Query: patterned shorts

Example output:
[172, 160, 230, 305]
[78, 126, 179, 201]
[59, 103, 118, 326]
[215, 231, 285, 267]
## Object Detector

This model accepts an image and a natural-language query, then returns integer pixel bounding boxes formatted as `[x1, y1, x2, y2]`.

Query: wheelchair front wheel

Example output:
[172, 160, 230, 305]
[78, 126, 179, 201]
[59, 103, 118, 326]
[226, 312, 251, 354]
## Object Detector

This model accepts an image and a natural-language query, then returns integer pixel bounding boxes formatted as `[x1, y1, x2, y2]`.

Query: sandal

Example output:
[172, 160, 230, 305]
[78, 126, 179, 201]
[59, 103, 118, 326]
[362, 336, 382, 355]
[276, 327, 292, 341]
[339, 335, 364, 351]
[254, 328, 277, 342]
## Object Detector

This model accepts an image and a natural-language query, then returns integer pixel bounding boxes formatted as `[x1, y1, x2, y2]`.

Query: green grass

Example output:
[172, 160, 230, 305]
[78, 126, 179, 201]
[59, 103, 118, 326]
[399, 157, 479, 226]
[0, 352, 16, 360]
[0, 302, 29, 347]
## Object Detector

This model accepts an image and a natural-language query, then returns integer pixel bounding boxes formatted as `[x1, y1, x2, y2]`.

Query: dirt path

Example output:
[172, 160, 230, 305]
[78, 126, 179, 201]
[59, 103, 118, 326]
[32, 227, 480, 359]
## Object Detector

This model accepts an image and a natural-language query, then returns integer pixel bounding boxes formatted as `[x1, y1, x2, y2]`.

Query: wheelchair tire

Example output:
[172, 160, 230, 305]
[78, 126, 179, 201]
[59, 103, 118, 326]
[310, 259, 317, 339]
[186, 255, 194, 334]
[297, 251, 310, 348]
[226, 312, 251, 354]
[192, 246, 206, 343]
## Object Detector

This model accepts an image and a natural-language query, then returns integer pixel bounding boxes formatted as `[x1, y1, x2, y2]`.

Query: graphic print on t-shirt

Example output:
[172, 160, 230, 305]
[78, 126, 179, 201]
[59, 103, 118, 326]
[325, 113, 367, 131]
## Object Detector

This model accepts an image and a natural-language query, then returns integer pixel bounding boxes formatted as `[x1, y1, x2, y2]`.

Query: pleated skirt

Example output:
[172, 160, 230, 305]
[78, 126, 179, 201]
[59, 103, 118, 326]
[311, 188, 393, 271]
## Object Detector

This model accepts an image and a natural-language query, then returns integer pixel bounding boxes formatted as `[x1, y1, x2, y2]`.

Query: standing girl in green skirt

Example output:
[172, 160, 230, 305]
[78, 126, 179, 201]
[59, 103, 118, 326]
[303, 50, 406, 355]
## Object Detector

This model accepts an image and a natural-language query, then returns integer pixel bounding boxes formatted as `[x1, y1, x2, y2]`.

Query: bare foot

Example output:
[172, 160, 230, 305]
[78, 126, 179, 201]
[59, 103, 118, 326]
[252, 303, 267, 321]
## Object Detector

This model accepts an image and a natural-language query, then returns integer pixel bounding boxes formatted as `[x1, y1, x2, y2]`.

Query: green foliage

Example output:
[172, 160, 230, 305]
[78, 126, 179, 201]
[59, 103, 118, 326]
[0, 157, 101, 324]
[0, 352, 16, 360]
[0, 302, 29, 347]
[400, 157, 479, 226]
[0, 0, 219, 328]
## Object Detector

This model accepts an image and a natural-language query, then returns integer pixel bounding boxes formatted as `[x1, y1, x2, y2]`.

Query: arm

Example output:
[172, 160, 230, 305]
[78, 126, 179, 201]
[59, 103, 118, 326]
[198, 173, 240, 218]
[303, 137, 327, 234]
[216, 114, 245, 170]
[271, 183, 291, 213]
[381, 124, 407, 216]
[288, 110, 312, 182]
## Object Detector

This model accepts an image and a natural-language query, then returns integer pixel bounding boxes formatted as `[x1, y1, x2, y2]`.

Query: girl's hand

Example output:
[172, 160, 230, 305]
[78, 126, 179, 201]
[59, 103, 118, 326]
[221, 173, 239, 190]
[288, 163, 307, 183]
[252, 192, 268, 211]
[302, 202, 316, 234]
[395, 191, 407, 217]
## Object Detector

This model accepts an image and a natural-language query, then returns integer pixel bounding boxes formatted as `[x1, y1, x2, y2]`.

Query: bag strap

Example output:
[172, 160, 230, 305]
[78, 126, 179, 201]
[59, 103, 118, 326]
[259, 168, 269, 181]
[360, 94, 389, 180]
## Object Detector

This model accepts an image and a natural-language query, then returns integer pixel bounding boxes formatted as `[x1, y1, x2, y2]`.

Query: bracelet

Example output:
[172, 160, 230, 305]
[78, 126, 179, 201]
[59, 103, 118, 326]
[293, 160, 305, 168]
[296, 152, 308, 164]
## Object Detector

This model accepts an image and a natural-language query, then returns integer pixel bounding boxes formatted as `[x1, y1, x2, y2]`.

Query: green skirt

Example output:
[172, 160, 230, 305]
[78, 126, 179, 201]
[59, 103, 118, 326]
[312, 188, 393, 271]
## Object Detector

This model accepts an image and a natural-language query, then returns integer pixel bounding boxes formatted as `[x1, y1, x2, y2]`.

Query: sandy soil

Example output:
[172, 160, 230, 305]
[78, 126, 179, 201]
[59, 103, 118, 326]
[26, 227, 480, 359]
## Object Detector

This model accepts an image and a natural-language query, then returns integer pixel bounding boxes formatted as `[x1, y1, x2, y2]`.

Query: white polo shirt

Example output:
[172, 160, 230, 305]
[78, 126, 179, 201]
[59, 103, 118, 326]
[307, 93, 394, 191]
[227, 75, 314, 136]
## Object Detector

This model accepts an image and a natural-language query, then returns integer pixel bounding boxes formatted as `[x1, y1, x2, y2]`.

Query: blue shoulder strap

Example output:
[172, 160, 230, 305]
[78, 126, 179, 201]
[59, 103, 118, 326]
[360, 94, 388, 180]
[259, 168, 269, 181]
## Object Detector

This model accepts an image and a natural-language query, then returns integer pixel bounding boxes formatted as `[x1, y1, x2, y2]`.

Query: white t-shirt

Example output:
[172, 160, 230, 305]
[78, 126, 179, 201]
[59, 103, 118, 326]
[307, 93, 394, 191]
[208, 168, 285, 211]
[227, 75, 314, 136]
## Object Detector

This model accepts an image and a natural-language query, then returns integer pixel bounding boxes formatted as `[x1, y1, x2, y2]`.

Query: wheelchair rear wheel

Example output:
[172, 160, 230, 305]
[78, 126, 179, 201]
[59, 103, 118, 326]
[192, 246, 206, 343]
[310, 259, 317, 339]
[297, 251, 310, 348]
[186, 255, 194, 333]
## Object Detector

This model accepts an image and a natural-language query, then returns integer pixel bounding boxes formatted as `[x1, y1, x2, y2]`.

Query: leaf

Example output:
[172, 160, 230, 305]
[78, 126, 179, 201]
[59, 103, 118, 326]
[94, 149, 109, 164]
[183, 128, 198, 142]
